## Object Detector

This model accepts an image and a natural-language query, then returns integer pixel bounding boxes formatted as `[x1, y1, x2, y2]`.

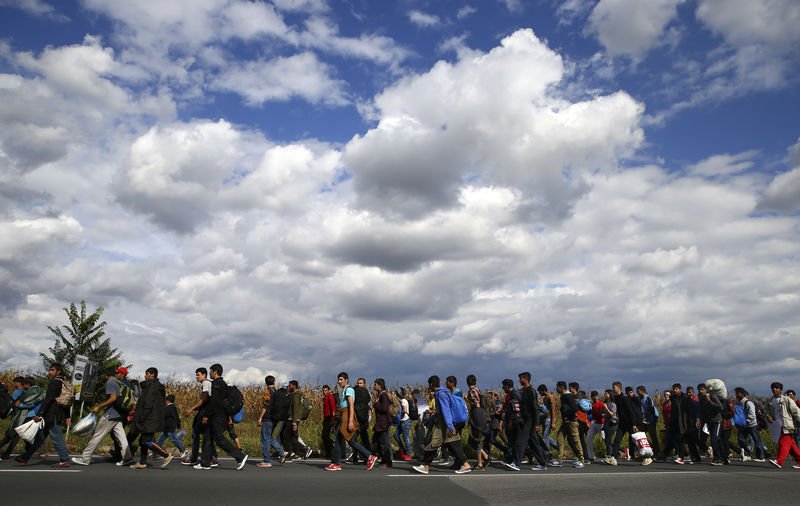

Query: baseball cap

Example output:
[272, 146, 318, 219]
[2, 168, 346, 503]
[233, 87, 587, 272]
[115, 367, 128, 375]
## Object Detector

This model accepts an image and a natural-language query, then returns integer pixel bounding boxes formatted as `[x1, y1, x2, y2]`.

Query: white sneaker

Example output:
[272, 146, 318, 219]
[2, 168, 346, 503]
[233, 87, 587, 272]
[71, 457, 89, 466]
[412, 464, 429, 474]
[455, 465, 472, 474]
[642, 457, 653, 466]
[742, 455, 752, 462]
[193, 463, 211, 470]
[237, 455, 249, 470]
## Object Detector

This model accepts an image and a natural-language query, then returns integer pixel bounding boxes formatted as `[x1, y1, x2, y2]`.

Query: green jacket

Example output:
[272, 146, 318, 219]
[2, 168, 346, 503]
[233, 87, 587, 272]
[290, 390, 304, 422]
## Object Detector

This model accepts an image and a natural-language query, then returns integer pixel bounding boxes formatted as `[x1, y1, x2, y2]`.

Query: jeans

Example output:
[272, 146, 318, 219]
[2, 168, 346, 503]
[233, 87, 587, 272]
[604, 424, 618, 458]
[587, 422, 603, 459]
[259, 419, 283, 462]
[393, 419, 411, 454]
[541, 419, 558, 451]
[157, 431, 185, 452]
[332, 418, 370, 465]
[25, 421, 70, 463]
[739, 426, 765, 459]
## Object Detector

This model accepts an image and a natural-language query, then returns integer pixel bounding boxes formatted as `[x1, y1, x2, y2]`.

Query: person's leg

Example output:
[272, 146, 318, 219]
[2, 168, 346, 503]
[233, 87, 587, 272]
[79, 416, 114, 461]
[447, 440, 468, 468]
[211, 418, 245, 461]
[138, 434, 148, 465]
[568, 422, 584, 462]
[542, 419, 558, 450]
[685, 430, 701, 461]
[48, 423, 69, 462]
[748, 427, 765, 459]
[167, 432, 185, 452]
[190, 415, 202, 461]
[708, 420, 724, 462]
[722, 428, 733, 460]
[111, 421, 132, 461]
[528, 429, 548, 465]
[1, 433, 21, 459]
[357, 414, 371, 454]
[380, 429, 392, 465]
[331, 425, 343, 465]
[578, 424, 588, 461]
[156, 432, 167, 449]
[200, 421, 213, 467]
[647, 423, 661, 455]
[611, 426, 625, 459]
[267, 420, 284, 454]
[586, 423, 601, 460]
[738, 428, 751, 456]
[604, 425, 617, 459]
[776, 434, 792, 466]
[556, 423, 567, 462]
[321, 418, 333, 458]
[260, 421, 271, 462]
[513, 420, 531, 467]
[21, 423, 48, 461]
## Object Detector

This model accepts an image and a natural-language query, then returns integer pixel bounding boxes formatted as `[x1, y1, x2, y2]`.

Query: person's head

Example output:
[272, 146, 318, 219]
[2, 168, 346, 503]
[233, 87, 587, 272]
[664, 390, 671, 402]
[265, 375, 275, 386]
[612, 381, 623, 394]
[428, 375, 440, 391]
[23, 376, 35, 388]
[625, 386, 634, 397]
[637, 386, 647, 396]
[322, 385, 330, 395]
[357, 378, 366, 388]
[518, 372, 531, 387]
[288, 380, 299, 392]
[555, 381, 566, 393]
[686, 386, 695, 396]
[195, 367, 207, 382]
[12, 376, 24, 389]
[398, 387, 406, 398]
[787, 390, 796, 400]
[209, 363, 223, 379]
[537, 384, 548, 395]
[502, 379, 514, 393]
[337, 372, 349, 387]
[446, 376, 457, 391]
[467, 374, 477, 387]
[734, 387, 748, 400]
[48, 363, 63, 378]
[697, 384, 708, 396]
[104, 367, 117, 379]
[672, 383, 682, 395]
[373, 378, 385, 392]
[604, 389, 614, 401]
[591, 391, 599, 402]
[771, 382, 783, 396]
[145, 367, 158, 380]
[568, 381, 579, 393]
[116, 367, 128, 379]
[166, 394, 175, 404]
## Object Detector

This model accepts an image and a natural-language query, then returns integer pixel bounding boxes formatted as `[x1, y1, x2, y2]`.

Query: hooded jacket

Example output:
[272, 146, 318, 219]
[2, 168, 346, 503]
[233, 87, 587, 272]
[132, 378, 166, 433]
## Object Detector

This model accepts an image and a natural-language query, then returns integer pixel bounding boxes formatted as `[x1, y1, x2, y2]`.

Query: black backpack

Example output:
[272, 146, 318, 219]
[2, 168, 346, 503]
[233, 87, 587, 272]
[353, 386, 370, 415]
[271, 388, 290, 421]
[407, 397, 419, 421]
[224, 384, 244, 417]
[0, 385, 12, 419]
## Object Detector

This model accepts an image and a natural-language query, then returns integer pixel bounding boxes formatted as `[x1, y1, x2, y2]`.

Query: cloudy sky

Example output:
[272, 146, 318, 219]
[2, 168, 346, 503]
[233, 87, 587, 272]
[1, 0, 798, 393]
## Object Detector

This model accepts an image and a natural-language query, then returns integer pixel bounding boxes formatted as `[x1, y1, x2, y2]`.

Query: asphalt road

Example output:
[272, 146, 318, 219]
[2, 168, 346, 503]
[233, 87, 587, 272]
[1, 455, 798, 505]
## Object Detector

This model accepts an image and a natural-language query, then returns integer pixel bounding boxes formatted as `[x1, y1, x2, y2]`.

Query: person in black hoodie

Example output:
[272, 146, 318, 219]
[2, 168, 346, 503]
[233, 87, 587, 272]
[607, 381, 639, 466]
[130, 367, 174, 469]
[519, 373, 548, 469]
[197, 364, 248, 470]
[156, 394, 185, 456]
[19, 364, 71, 467]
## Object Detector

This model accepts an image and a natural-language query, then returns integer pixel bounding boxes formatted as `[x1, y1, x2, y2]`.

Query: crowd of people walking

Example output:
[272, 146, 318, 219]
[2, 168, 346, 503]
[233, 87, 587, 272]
[2, 364, 800, 474]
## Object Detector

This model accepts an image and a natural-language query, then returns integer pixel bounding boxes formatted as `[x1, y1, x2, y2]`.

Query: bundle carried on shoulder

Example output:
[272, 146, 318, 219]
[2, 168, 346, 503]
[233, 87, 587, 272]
[705, 379, 727, 400]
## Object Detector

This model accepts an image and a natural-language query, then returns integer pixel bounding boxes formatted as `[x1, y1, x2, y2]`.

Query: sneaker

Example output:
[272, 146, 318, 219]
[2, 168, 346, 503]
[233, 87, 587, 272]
[193, 463, 211, 470]
[742, 455, 752, 462]
[180, 457, 198, 466]
[753, 458, 766, 463]
[324, 463, 341, 471]
[673, 457, 685, 465]
[549, 460, 563, 467]
[769, 459, 781, 468]
[366, 455, 378, 471]
[130, 463, 147, 469]
[642, 457, 653, 466]
[210, 460, 219, 468]
[56, 461, 71, 468]
[116, 459, 134, 467]
[605, 456, 618, 466]
[455, 465, 472, 474]
[279, 452, 288, 464]
[180, 450, 191, 460]
[707, 448, 714, 458]
[574, 460, 584, 469]
[583, 459, 591, 465]
[160, 454, 174, 469]
[236, 455, 249, 470]
[436, 458, 455, 467]
[532, 465, 548, 471]
[71, 457, 90, 466]
[710, 461, 724, 466]
[792, 464, 800, 469]
[256, 462, 272, 468]
[503, 462, 521, 471]
[305, 446, 313, 459]
[412, 464, 429, 474]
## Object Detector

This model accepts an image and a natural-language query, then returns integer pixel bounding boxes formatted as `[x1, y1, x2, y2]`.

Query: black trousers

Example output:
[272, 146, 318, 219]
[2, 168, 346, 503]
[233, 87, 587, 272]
[281, 421, 307, 456]
[352, 412, 371, 462]
[321, 418, 335, 458]
[372, 429, 392, 465]
[202, 415, 244, 466]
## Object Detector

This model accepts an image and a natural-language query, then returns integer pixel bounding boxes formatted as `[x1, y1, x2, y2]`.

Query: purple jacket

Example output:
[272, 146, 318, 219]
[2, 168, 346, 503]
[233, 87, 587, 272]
[373, 390, 391, 432]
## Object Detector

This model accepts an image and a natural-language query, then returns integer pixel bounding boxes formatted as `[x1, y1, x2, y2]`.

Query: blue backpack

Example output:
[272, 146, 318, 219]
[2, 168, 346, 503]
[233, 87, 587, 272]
[449, 389, 469, 424]
[733, 403, 746, 426]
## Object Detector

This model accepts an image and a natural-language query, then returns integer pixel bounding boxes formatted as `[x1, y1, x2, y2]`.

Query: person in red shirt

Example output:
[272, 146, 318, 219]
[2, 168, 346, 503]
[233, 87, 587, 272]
[321, 385, 337, 459]
[586, 391, 604, 461]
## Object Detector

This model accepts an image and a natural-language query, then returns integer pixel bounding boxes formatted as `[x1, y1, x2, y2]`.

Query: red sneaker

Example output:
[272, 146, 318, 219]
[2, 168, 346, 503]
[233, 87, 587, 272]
[324, 464, 341, 471]
[366, 455, 377, 471]
[56, 461, 71, 468]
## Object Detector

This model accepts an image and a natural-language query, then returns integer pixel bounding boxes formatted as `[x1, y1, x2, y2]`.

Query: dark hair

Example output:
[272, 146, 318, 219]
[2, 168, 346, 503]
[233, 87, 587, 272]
[787, 390, 796, 396]
[568, 381, 579, 391]
[358, 377, 366, 384]
[446, 376, 457, 387]
[537, 384, 547, 394]
[612, 381, 623, 389]
[23, 377, 35, 387]
[337, 372, 348, 380]
[771, 382, 784, 391]
[637, 385, 646, 393]
[672, 383, 681, 390]
[696, 383, 707, 391]
[590, 390, 599, 397]
[105, 367, 117, 377]
[605, 389, 614, 397]
[466, 374, 477, 387]
[322, 384, 330, 391]
[289, 380, 299, 388]
[519, 372, 531, 382]
[146, 367, 158, 378]
[502, 379, 514, 389]
[166, 394, 175, 403]
[265, 375, 275, 385]
[428, 375, 440, 388]
[734, 387, 748, 396]
[686, 386, 695, 393]
[556, 380, 567, 390]
[13, 376, 24, 383]
[49, 363, 63, 374]
[196, 367, 207, 376]
[411, 388, 420, 396]
[374, 378, 386, 390]
[210, 364, 223, 376]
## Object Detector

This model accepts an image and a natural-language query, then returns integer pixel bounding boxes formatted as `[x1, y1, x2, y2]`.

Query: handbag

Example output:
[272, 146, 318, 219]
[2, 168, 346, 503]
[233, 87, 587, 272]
[15, 418, 44, 444]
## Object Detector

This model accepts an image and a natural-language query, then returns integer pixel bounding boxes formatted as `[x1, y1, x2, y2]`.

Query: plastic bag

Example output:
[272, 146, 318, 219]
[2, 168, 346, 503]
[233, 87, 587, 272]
[72, 413, 97, 436]
[705, 379, 727, 400]
[176, 428, 186, 440]
[631, 431, 653, 458]
[15, 418, 44, 443]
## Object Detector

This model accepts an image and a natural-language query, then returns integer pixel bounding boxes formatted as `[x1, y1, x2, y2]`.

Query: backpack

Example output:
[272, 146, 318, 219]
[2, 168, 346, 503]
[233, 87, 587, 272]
[578, 398, 592, 412]
[537, 403, 548, 422]
[114, 381, 136, 417]
[271, 388, 290, 421]
[224, 384, 244, 417]
[353, 386, 370, 415]
[733, 403, 746, 426]
[450, 389, 468, 424]
[232, 406, 245, 424]
[299, 394, 313, 420]
[480, 390, 496, 419]
[407, 397, 419, 421]
[0, 385, 12, 419]
[721, 397, 734, 420]
[754, 402, 768, 430]
[388, 392, 403, 418]
[55, 378, 75, 408]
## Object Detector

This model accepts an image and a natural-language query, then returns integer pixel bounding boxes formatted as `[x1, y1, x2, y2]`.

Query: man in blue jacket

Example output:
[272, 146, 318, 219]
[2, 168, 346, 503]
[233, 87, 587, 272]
[412, 375, 471, 475]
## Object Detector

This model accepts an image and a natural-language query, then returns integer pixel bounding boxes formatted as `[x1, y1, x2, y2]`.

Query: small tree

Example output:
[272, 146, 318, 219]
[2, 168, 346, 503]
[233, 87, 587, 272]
[40, 301, 127, 399]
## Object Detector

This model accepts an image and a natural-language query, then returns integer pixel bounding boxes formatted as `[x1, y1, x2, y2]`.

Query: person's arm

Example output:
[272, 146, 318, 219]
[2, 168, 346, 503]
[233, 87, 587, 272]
[34, 380, 61, 421]
[440, 392, 455, 433]
[92, 393, 117, 414]
[257, 407, 267, 426]
[347, 391, 356, 431]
